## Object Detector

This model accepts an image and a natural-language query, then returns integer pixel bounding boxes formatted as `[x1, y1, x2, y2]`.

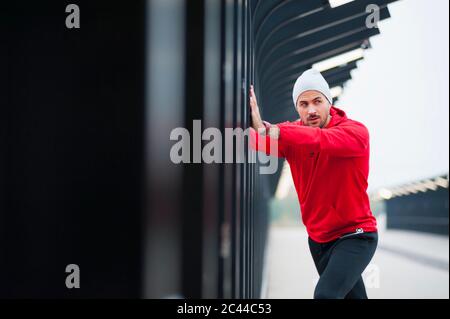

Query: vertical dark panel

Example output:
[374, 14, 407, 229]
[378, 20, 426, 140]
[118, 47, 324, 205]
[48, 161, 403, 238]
[218, 0, 227, 299]
[1, 0, 275, 300]
[232, 0, 243, 300]
[0, 6, 10, 294]
[247, 0, 271, 299]
[182, 0, 205, 299]
[242, 0, 248, 299]
[219, 0, 237, 299]
[1, 1, 145, 298]
[247, 0, 253, 298]
[202, 0, 222, 299]
[144, 0, 185, 298]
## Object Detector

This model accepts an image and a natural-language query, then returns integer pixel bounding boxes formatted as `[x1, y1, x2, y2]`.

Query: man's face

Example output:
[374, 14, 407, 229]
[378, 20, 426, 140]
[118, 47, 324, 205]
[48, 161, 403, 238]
[296, 90, 331, 128]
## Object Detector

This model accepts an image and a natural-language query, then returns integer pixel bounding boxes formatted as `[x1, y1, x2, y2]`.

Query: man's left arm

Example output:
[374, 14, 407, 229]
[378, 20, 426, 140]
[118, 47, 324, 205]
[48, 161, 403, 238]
[275, 122, 369, 157]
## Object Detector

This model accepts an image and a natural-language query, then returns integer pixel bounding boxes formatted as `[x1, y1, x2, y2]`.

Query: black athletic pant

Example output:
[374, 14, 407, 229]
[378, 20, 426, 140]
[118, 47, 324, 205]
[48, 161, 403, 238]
[308, 231, 378, 299]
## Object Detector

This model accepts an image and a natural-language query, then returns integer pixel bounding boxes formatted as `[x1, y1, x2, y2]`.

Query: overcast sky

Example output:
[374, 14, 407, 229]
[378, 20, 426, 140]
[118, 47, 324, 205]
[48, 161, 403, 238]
[335, 0, 449, 192]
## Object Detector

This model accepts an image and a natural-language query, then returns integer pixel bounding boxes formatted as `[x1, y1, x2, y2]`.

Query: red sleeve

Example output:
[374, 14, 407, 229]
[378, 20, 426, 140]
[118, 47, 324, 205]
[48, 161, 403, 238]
[249, 122, 290, 158]
[277, 121, 369, 157]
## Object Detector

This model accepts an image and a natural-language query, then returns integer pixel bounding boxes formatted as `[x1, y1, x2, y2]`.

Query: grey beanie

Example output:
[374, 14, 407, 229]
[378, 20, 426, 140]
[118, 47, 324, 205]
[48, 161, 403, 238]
[292, 69, 333, 107]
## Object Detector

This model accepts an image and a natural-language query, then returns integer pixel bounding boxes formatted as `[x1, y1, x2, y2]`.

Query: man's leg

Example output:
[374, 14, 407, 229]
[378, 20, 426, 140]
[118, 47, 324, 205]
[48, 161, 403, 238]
[313, 233, 378, 299]
[344, 277, 368, 299]
[308, 237, 335, 274]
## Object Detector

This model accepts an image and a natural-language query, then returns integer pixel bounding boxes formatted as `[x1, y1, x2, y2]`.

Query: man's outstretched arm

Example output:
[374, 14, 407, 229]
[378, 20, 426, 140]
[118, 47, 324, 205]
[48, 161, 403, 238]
[249, 85, 281, 135]
[249, 85, 285, 157]
[249, 85, 265, 132]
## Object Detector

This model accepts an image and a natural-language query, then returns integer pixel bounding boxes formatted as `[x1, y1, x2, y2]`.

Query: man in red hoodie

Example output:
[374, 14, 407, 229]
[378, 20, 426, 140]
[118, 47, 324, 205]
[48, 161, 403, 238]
[249, 69, 378, 299]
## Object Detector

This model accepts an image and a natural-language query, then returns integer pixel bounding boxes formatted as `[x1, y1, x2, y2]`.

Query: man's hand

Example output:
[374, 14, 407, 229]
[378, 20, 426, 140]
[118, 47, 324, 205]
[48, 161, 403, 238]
[249, 85, 281, 139]
[249, 85, 265, 132]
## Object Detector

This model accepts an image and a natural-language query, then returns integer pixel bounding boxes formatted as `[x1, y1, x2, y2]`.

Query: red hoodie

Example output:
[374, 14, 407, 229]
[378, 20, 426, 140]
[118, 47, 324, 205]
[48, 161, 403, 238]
[250, 106, 377, 243]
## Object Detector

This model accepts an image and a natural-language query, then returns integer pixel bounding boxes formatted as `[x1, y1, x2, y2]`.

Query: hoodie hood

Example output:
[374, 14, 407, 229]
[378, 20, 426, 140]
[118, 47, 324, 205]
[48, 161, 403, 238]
[326, 106, 347, 128]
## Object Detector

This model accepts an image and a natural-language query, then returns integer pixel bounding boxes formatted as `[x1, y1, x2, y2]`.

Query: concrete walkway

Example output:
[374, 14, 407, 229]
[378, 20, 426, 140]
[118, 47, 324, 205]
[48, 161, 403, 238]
[265, 225, 449, 299]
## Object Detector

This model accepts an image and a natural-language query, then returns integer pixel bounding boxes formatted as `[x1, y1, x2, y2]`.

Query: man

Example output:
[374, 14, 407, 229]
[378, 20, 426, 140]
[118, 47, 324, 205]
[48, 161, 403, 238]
[249, 69, 378, 299]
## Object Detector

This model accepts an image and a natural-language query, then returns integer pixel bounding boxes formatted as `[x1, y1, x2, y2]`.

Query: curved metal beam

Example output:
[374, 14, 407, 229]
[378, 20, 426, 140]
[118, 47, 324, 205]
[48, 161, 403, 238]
[260, 37, 372, 95]
[254, 4, 326, 70]
[254, 0, 392, 72]
[260, 26, 380, 85]
[258, 7, 390, 75]
[252, 0, 397, 122]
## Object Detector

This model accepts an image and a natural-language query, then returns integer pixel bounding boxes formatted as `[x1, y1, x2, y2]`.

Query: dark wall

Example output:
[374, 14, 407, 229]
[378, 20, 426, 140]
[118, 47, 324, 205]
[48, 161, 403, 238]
[1, 1, 145, 298]
[1, 0, 270, 299]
